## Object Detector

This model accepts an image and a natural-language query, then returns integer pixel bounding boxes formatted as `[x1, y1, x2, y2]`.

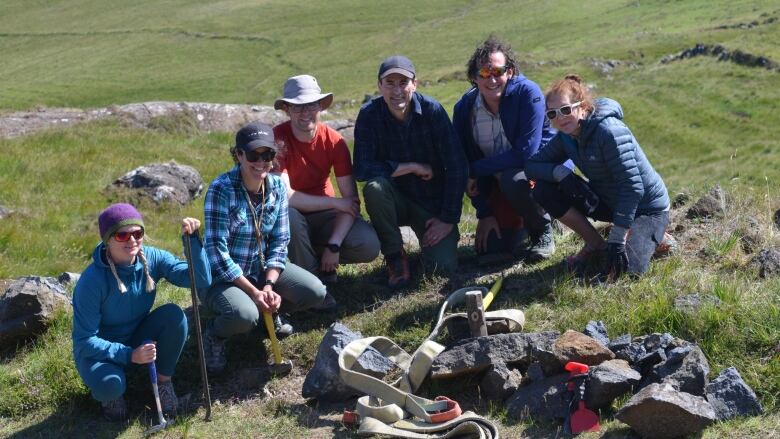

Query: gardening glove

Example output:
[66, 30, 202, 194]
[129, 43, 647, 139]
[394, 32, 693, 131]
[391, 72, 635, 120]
[559, 173, 600, 215]
[607, 242, 629, 279]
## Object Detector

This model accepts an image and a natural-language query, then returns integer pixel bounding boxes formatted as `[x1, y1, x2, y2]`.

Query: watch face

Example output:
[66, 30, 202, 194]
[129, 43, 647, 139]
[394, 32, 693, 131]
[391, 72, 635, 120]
[327, 244, 340, 253]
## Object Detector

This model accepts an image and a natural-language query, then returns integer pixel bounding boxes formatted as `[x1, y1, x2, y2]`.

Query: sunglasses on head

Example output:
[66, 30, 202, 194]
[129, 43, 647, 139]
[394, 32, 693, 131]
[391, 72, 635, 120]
[546, 101, 582, 120]
[114, 229, 144, 242]
[242, 148, 276, 163]
[477, 65, 508, 79]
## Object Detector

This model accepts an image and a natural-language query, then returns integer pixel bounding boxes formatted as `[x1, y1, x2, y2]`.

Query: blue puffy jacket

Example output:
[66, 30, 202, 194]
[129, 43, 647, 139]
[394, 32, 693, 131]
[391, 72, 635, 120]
[526, 98, 669, 228]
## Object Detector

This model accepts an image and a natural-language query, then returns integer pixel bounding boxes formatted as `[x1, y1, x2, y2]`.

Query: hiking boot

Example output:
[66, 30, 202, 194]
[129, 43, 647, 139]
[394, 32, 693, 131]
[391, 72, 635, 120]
[273, 314, 294, 339]
[203, 329, 227, 375]
[526, 223, 556, 263]
[386, 249, 410, 289]
[158, 380, 178, 418]
[101, 396, 127, 422]
[311, 292, 338, 312]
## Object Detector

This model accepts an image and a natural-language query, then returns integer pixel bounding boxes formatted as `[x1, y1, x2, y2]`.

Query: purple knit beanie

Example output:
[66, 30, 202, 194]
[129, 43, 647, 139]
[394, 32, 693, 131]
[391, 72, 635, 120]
[98, 203, 144, 244]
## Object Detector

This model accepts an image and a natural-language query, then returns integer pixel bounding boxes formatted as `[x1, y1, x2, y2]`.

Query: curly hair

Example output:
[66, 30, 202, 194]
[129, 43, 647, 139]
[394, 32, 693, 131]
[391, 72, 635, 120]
[466, 35, 519, 86]
[545, 74, 595, 114]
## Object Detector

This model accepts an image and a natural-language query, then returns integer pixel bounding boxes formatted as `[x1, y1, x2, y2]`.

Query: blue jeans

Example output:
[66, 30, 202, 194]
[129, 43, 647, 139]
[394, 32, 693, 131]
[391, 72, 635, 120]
[534, 178, 668, 274]
[75, 303, 187, 402]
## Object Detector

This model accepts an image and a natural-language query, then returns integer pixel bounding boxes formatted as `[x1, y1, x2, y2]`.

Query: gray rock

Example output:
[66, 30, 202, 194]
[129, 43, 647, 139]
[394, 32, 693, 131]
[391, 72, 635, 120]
[506, 373, 570, 421]
[636, 349, 667, 373]
[0, 276, 70, 350]
[774, 209, 780, 231]
[616, 383, 717, 439]
[111, 160, 203, 205]
[643, 333, 674, 351]
[480, 362, 523, 402]
[525, 362, 546, 382]
[527, 331, 564, 376]
[608, 333, 632, 352]
[665, 346, 693, 365]
[752, 248, 780, 278]
[552, 330, 615, 366]
[585, 359, 641, 409]
[705, 367, 763, 420]
[302, 322, 395, 401]
[686, 184, 726, 219]
[614, 342, 646, 365]
[0, 205, 10, 219]
[674, 294, 722, 314]
[671, 192, 690, 208]
[583, 320, 610, 347]
[57, 272, 81, 287]
[646, 345, 710, 396]
[430, 331, 560, 379]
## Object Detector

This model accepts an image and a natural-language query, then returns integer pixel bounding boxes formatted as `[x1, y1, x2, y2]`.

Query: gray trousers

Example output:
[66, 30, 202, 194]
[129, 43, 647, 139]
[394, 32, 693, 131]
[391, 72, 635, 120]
[287, 207, 381, 274]
[203, 262, 326, 338]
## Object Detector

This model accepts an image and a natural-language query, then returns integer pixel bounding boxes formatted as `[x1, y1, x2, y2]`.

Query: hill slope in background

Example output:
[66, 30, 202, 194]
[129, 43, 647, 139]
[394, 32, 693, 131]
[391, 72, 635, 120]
[0, 1, 779, 438]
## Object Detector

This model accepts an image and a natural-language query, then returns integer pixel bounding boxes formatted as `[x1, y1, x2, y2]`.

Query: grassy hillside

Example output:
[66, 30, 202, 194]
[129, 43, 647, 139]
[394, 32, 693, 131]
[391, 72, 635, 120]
[1, 1, 779, 438]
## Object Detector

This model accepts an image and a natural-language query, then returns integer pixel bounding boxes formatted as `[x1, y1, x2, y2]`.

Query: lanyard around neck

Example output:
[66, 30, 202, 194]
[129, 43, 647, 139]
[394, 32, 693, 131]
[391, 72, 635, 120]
[241, 180, 267, 270]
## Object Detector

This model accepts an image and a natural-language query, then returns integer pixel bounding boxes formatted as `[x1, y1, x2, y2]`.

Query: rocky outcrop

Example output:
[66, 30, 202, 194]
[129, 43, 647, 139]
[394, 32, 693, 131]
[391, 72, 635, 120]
[110, 161, 203, 205]
[0, 276, 70, 351]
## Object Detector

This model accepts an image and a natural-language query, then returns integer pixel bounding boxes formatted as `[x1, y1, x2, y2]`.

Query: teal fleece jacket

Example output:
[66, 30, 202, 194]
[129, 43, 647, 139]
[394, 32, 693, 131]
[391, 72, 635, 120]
[71, 234, 211, 366]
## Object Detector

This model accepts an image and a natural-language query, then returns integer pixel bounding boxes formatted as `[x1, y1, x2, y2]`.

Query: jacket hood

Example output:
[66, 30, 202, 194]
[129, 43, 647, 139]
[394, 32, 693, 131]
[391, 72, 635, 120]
[580, 97, 623, 140]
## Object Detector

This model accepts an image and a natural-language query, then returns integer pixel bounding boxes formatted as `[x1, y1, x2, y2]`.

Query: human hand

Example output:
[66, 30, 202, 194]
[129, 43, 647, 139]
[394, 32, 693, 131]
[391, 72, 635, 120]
[131, 342, 157, 364]
[559, 174, 600, 215]
[422, 218, 453, 247]
[333, 197, 360, 217]
[475, 216, 501, 253]
[607, 242, 629, 280]
[252, 288, 282, 313]
[466, 178, 479, 197]
[414, 163, 433, 180]
[320, 248, 340, 273]
[181, 217, 201, 235]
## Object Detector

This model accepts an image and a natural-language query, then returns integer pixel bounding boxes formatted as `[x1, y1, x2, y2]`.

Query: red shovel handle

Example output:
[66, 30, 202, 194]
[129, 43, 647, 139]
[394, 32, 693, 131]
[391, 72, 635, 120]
[565, 361, 589, 376]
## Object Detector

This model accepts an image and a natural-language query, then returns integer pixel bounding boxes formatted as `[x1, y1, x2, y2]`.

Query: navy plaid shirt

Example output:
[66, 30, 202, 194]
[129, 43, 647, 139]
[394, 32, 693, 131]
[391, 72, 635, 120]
[353, 92, 468, 224]
[204, 166, 289, 283]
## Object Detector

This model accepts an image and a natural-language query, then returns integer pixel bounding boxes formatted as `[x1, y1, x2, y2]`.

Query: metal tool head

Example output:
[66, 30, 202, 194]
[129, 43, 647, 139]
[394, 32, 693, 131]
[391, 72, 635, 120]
[143, 418, 169, 436]
[268, 359, 293, 376]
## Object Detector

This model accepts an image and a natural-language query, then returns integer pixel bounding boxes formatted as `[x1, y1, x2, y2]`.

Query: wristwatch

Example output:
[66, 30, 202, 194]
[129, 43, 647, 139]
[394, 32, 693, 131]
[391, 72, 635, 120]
[263, 279, 275, 287]
[326, 243, 341, 253]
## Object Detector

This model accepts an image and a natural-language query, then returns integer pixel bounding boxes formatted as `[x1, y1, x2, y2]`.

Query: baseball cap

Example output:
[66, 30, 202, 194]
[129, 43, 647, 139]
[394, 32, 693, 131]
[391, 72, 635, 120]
[235, 122, 277, 152]
[378, 55, 416, 80]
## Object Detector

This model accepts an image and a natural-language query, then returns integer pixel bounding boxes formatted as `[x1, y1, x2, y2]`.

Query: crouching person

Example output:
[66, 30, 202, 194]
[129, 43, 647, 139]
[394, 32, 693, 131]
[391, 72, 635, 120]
[72, 203, 211, 421]
[526, 74, 670, 278]
[201, 122, 327, 375]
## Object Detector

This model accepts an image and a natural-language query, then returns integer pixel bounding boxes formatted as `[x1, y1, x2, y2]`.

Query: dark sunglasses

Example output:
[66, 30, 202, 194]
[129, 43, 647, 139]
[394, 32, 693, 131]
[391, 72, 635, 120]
[289, 102, 321, 113]
[242, 148, 276, 163]
[114, 229, 144, 242]
[546, 101, 582, 120]
[477, 65, 508, 79]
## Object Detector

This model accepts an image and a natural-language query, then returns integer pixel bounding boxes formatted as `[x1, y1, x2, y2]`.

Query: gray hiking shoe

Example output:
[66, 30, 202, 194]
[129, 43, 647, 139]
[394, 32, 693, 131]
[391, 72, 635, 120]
[158, 380, 178, 418]
[273, 314, 294, 339]
[203, 329, 227, 375]
[101, 396, 127, 422]
[526, 223, 556, 263]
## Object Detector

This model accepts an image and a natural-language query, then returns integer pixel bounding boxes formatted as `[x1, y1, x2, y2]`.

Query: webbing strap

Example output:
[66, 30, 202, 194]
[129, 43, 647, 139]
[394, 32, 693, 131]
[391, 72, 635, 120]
[357, 412, 498, 438]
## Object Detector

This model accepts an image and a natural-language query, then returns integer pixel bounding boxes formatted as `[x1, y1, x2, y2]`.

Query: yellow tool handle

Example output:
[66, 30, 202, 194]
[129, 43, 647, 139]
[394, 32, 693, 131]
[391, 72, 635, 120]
[482, 277, 503, 311]
[262, 311, 284, 365]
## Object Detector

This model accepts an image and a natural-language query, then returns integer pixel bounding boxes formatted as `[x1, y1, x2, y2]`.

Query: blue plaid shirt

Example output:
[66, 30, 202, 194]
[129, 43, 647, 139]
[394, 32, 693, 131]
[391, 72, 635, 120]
[204, 166, 289, 283]
[353, 92, 468, 224]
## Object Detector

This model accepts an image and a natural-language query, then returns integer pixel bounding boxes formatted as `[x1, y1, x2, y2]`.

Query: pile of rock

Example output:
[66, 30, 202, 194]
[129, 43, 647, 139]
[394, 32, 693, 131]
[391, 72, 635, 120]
[0, 276, 70, 351]
[305, 320, 764, 439]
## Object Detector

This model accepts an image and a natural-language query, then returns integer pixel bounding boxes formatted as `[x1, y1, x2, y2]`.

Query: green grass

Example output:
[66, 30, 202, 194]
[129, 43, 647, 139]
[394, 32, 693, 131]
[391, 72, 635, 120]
[2, 0, 780, 437]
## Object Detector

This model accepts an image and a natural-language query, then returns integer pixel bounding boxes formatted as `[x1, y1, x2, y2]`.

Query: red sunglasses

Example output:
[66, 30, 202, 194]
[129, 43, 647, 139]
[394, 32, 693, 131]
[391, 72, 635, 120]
[114, 229, 144, 242]
[477, 65, 508, 79]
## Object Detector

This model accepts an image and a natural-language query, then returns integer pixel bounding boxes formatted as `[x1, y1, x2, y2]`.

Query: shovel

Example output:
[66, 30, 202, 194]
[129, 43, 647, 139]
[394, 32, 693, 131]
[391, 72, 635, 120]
[564, 361, 600, 434]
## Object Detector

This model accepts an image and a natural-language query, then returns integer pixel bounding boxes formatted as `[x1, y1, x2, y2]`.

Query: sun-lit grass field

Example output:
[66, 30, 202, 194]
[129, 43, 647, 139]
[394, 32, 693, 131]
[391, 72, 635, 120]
[1, 1, 779, 437]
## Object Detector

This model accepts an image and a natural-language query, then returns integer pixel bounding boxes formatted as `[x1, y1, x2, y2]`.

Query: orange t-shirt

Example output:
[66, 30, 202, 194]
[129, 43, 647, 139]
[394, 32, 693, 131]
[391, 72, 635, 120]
[273, 122, 353, 197]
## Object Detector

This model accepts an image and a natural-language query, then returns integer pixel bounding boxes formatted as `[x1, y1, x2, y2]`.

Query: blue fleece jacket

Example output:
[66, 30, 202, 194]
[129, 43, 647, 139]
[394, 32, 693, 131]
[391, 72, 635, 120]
[453, 75, 564, 218]
[526, 97, 669, 228]
[71, 234, 211, 366]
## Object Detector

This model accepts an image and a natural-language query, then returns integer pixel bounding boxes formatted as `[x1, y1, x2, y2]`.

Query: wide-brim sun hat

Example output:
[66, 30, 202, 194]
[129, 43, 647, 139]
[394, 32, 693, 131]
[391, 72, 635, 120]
[274, 74, 333, 111]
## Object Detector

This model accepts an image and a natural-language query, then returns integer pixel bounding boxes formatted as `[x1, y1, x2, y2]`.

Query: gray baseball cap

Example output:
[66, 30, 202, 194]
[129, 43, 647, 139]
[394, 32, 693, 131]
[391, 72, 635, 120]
[274, 74, 333, 110]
